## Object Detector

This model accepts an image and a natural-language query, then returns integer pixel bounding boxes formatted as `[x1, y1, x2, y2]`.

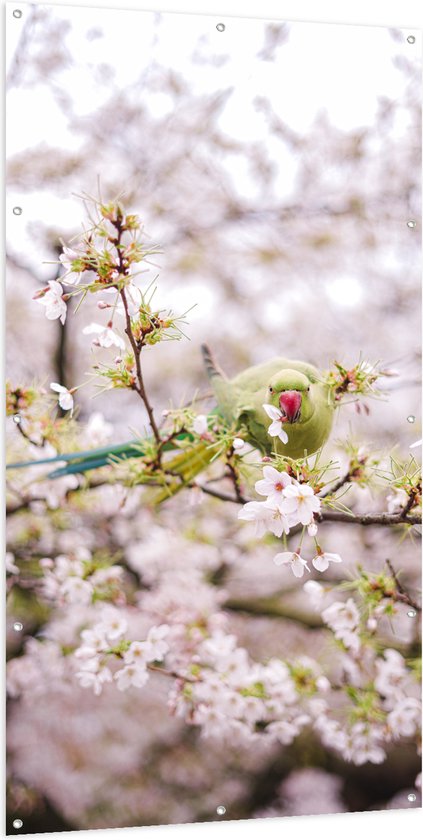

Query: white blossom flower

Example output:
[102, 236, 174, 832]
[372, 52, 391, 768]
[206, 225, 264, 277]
[374, 649, 408, 699]
[146, 624, 170, 660]
[96, 610, 128, 641]
[59, 245, 85, 284]
[386, 487, 409, 513]
[280, 483, 321, 526]
[114, 664, 149, 691]
[50, 382, 74, 414]
[255, 465, 292, 501]
[83, 412, 113, 447]
[124, 641, 151, 666]
[273, 551, 310, 578]
[76, 665, 112, 696]
[387, 698, 421, 738]
[344, 723, 386, 765]
[61, 577, 93, 606]
[36, 280, 67, 324]
[266, 502, 293, 537]
[322, 599, 360, 651]
[312, 551, 343, 573]
[83, 322, 125, 350]
[266, 714, 310, 745]
[238, 500, 275, 537]
[303, 579, 324, 607]
[262, 404, 289, 444]
[322, 599, 359, 632]
[193, 414, 208, 435]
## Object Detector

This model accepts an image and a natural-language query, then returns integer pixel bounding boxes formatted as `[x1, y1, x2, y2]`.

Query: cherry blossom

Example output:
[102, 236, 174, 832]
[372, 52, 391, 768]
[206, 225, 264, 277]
[59, 245, 85, 284]
[374, 649, 409, 700]
[273, 551, 310, 578]
[280, 483, 321, 526]
[35, 280, 67, 324]
[50, 382, 74, 414]
[61, 577, 93, 605]
[255, 465, 293, 501]
[76, 661, 113, 696]
[82, 412, 113, 447]
[322, 599, 360, 651]
[83, 322, 126, 350]
[262, 403, 289, 444]
[303, 579, 325, 607]
[115, 664, 149, 691]
[237, 500, 276, 537]
[312, 551, 343, 573]
[387, 698, 421, 738]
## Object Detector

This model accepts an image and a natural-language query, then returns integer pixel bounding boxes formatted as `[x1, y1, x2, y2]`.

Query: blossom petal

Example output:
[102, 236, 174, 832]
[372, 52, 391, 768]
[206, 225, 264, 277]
[312, 555, 329, 572]
[262, 403, 281, 421]
[277, 427, 289, 444]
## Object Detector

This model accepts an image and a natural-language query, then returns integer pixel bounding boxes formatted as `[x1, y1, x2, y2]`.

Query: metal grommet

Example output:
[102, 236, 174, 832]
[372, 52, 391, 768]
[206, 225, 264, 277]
[407, 610, 417, 618]
[407, 415, 416, 423]
[407, 220, 416, 228]
[13, 819, 23, 829]
[407, 35, 416, 44]
[13, 414, 22, 424]
[216, 23, 225, 32]
[13, 9, 22, 18]
[407, 793, 416, 802]
[13, 621, 23, 632]
[13, 207, 23, 216]
[216, 805, 226, 815]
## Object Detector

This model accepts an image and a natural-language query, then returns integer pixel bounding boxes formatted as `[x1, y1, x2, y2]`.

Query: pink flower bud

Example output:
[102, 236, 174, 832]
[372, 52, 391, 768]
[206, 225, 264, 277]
[33, 286, 49, 300]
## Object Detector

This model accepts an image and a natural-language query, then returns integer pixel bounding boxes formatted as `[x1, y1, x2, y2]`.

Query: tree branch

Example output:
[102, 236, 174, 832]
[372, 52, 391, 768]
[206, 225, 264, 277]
[316, 509, 421, 527]
[119, 288, 161, 445]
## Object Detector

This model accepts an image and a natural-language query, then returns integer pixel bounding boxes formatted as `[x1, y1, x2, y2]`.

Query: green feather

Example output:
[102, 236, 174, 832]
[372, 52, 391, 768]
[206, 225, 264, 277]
[6, 348, 334, 492]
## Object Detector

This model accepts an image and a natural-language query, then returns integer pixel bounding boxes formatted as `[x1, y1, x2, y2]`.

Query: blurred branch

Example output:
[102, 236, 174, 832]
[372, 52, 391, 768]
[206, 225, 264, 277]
[224, 596, 324, 628]
[6, 477, 110, 516]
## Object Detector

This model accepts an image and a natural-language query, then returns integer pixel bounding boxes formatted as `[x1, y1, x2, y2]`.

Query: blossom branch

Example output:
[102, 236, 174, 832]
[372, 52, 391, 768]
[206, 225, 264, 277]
[385, 559, 421, 612]
[119, 286, 161, 444]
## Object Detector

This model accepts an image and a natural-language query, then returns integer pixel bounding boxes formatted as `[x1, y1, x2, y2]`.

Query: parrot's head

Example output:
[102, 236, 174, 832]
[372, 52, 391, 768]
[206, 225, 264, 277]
[267, 369, 315, 425]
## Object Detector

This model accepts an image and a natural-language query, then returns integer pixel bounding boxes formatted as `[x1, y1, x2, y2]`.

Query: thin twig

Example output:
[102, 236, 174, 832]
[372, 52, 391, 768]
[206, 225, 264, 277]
[386, 559, 421, 612]
[119, 288, 161, 445]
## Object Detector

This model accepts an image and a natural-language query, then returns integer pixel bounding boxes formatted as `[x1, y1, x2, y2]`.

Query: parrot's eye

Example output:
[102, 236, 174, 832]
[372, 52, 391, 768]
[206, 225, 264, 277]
[269, 386, 273, 393]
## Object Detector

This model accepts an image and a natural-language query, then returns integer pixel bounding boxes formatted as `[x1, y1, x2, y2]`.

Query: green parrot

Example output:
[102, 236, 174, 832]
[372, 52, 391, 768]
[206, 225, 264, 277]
[202, 346, 333, 460]
[7, 346, 334, 496]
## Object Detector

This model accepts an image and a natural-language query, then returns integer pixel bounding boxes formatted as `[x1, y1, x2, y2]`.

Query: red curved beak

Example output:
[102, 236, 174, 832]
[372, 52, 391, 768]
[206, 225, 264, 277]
[279, 390, 302, 424]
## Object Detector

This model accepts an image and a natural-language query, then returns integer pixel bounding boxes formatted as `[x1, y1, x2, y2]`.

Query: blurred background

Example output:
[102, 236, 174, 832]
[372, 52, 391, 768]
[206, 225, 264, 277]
[5, 5, 421, 833]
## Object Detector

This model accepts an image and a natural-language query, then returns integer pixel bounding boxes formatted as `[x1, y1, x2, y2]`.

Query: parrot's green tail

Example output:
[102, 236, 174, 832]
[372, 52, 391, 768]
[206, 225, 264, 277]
[7, 434, 222, 504]
[201, 343, 226, 381]
[144, 440, 221, 504]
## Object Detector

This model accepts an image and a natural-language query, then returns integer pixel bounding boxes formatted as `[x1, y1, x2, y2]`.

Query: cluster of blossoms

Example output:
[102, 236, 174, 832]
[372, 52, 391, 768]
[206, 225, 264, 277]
[40, 551, 125, 607]
[74, 608, 170, 695]
[238, 466, 342, 577]
[6, 494, 421, 769]
[316, 605, 421, 764]
[32, 200, 186, 416]
[169, 634, 327, 746]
